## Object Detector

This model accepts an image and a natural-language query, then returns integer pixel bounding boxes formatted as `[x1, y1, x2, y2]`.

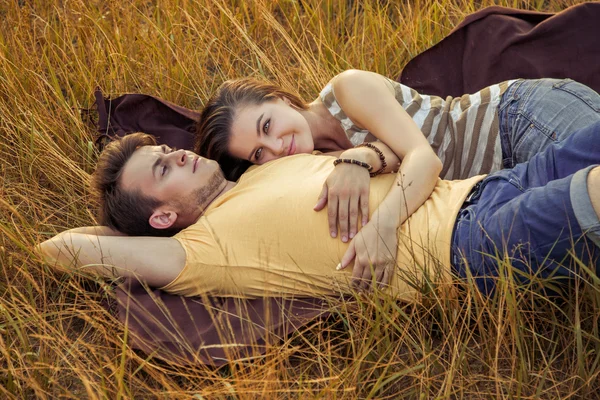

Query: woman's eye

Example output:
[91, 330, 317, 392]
[161, 165, 167, 176]
[254, 147, 263, 161]
[263, 119, 270, 134]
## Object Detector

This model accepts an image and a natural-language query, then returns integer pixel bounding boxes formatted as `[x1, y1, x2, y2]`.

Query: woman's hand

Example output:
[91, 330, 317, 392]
[337, 208, 398, 290]
[314, 162, 370, 242]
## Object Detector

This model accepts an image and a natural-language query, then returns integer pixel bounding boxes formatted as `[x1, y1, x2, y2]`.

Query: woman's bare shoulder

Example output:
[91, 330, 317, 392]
[331, 70, 391, 106]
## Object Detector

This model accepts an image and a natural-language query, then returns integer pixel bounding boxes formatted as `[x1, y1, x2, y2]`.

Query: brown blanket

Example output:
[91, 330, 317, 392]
[95, 90, 199, 152]
[93, 3, 600, 365]
[116, 279, 327, 365]
[399, 3, 600, 96]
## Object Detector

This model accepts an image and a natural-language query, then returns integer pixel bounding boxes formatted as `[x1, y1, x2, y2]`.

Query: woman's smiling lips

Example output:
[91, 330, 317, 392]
[193, 156, 198, 173]
[288, 135, 296, 156]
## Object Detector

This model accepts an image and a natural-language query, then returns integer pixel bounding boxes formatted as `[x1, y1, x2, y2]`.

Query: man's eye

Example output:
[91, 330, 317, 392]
[263, 119, 270, 134]
[161, 165, 167, 176]
[254, 147, 263, 161]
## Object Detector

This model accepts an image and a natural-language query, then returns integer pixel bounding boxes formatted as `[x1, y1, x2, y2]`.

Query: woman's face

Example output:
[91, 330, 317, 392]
[228, 98, 314, 164]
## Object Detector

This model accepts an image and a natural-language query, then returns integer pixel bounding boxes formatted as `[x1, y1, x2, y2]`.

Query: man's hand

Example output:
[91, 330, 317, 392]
[336, 209, 398, 290]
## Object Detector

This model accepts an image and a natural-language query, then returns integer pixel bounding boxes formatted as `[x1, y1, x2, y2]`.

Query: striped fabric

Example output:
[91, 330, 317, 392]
[319, 77, 518, 180]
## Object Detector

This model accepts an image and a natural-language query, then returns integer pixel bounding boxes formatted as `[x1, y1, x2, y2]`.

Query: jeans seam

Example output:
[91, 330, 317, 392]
[551, 78, 574, 89]
[498, 79, 523, 113]
[507, 79, 540, 117]
[498, 80, 525, 161]
[553, 83, 600, 113]
[521, 112, 556, 141]
[452, 210, 470, 277]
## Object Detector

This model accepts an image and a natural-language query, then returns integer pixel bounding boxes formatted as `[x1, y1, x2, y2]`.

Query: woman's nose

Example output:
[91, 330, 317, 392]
[265, 137, 284, 155]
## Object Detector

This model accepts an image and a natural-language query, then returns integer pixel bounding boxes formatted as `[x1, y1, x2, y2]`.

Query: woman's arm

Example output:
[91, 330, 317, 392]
[36, 228, 185, 287]
[317, 143, 400, 240]
[332, 70, 442, 289]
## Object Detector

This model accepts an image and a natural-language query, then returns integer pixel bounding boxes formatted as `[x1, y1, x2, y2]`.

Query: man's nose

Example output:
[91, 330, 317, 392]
[169, 149, 187, 166]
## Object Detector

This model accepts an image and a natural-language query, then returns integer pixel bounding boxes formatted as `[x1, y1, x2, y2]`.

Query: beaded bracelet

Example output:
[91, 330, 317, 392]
[333, 158, 373, 172]
[356, 142, 387, 177]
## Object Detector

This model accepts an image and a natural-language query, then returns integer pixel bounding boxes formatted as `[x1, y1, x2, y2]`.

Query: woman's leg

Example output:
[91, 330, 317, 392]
[498, 78, 600, 168]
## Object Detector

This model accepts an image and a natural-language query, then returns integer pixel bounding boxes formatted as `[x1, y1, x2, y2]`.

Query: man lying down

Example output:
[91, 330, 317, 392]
[38, 122, 600, 300]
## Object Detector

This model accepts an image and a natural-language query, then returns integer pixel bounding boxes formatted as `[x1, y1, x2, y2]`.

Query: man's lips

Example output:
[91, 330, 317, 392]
[288, 135, 296, 156]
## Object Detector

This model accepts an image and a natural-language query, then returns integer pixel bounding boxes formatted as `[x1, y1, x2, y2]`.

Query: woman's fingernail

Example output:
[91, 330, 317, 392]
[331, 231, 337, 238]
[336, 263, 341, 270]
[349, 232, 354, 239]
[342, 236, 347, 242]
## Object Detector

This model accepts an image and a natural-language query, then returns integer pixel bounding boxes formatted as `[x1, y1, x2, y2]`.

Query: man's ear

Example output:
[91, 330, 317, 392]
[149, 209, 178, 230]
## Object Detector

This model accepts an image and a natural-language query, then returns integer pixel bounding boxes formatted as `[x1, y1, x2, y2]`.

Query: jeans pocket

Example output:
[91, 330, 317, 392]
[552, 79, 600, 113]
[502, 173, 525, 192]
[511, 114, 557, 165]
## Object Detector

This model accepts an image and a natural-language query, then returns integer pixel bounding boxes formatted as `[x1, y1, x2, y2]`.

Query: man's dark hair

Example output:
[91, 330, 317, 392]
[91, 132, 180, 237]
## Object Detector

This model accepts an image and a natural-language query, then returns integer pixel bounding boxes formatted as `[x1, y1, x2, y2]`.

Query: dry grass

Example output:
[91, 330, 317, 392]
[1, 0, 599, 398]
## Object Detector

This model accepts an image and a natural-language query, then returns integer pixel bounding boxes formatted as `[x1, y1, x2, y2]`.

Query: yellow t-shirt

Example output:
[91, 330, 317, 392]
[161, 154, 483, 301]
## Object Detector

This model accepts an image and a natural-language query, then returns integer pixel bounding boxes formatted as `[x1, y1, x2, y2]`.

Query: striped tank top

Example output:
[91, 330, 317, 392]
[319, 77, 518, 180]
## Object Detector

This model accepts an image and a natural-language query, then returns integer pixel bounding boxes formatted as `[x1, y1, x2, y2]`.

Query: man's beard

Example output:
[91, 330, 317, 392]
[175, 168, 226, 219]
[193, 169, 227, 211]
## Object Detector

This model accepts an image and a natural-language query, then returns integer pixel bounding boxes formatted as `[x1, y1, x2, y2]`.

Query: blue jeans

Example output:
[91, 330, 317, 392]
[499, 78, 600, 169]
[452, 121, 600, 296]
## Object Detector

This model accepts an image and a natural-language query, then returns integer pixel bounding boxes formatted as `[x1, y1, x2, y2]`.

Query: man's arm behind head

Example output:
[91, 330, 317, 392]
[36, 228, 185, 288]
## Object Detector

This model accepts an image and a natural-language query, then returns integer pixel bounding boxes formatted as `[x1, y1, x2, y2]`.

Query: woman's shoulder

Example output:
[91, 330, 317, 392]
[330, 69, 389, 88]
[326, 70, 400, 104]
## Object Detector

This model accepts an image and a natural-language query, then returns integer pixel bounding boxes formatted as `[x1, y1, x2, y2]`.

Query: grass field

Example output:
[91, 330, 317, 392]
[1, 0, 599, 398]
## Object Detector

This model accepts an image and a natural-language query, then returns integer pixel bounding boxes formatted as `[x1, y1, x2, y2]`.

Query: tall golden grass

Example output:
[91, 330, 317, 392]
[1, 0, 599, 398]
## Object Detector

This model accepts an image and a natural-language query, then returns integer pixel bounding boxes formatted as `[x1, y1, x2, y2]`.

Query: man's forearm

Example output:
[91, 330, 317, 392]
[36, 230, 186, 287]
[37, 227, 126, 276]
[64, 226, 126, 236]
[37, 231, 119, 276]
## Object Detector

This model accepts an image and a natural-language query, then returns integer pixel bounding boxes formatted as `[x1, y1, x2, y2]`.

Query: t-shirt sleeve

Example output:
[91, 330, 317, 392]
[158, 220, 225, 296]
